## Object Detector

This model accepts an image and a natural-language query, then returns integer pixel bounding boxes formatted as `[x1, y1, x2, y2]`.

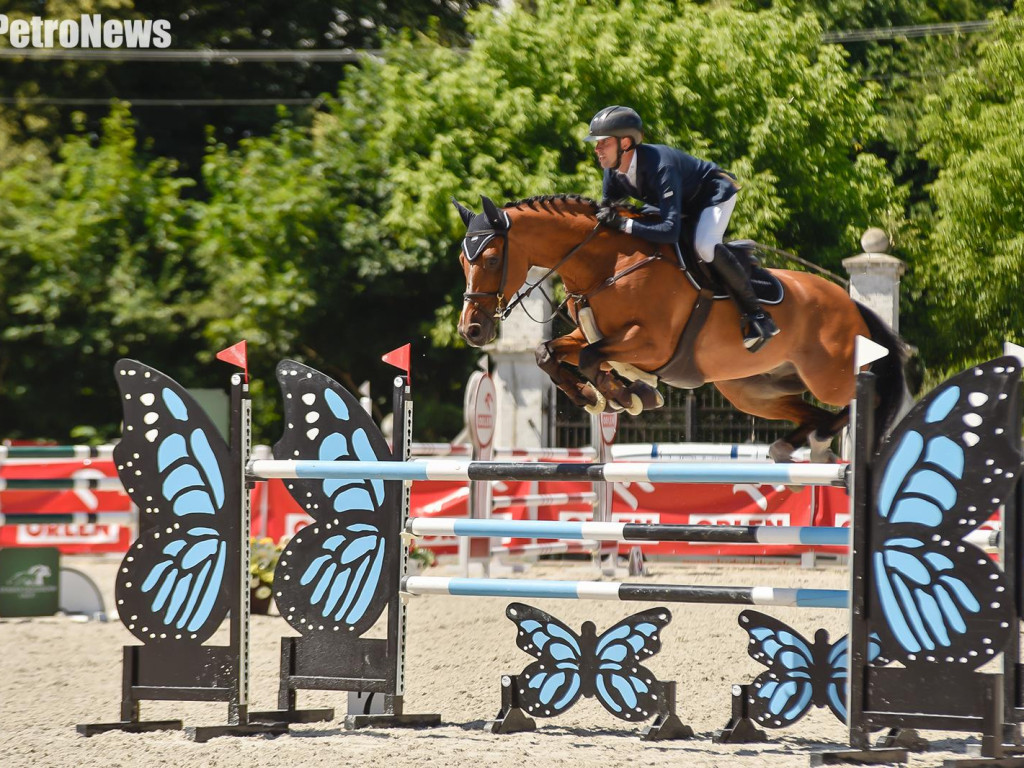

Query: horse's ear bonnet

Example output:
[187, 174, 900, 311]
[458, 195, 511, 262]
[451, 197, 475, 227]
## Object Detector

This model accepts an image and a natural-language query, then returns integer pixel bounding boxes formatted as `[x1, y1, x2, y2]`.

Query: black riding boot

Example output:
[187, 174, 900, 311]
[711, 243, 780, 352]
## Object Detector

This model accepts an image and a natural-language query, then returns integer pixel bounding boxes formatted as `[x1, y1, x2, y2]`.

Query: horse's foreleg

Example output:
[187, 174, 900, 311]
[577, 332, 660, 415]
[535, 336, 601, 409]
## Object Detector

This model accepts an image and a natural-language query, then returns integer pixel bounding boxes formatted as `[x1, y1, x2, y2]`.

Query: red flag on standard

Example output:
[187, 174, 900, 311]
[381, 343, 411, 376]
[216, 340, 248, 382]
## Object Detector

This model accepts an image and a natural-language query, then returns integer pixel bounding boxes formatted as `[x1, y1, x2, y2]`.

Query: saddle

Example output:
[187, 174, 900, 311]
[673, 239, 784, 306]
[653, 239, 784, 389]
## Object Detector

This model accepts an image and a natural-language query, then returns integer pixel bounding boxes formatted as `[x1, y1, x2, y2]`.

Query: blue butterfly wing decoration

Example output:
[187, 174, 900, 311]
[870, 356, 1021, 668]
[823, 632, 888, 723]
[590, 606, 673, 721]
[505, 602, 672, 722]
[505, 602, 586, 717]
[738, 610, 887, 727]
[113, 360, 232, 644]
[739, 611, 817, 728]
[271, 360, 394, 638]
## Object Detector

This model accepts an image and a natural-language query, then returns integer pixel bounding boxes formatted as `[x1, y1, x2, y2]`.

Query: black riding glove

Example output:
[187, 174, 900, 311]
[596, 205, 626, 231]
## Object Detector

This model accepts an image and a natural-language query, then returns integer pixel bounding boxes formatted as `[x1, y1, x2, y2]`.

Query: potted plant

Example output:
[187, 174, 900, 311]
[407, 543, 436, 575]
[249, 536, 284, 615]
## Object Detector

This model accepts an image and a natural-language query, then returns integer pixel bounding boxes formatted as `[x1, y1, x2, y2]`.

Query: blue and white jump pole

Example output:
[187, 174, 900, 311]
[401, 576, 849, 608]
[247, 458, 849, 487]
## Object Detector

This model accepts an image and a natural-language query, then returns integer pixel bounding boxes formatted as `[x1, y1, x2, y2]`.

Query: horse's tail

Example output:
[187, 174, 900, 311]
[854, 302, 913, 448]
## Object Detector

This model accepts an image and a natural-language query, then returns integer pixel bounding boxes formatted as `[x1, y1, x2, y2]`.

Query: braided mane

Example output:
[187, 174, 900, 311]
[502, 194, 646, 216]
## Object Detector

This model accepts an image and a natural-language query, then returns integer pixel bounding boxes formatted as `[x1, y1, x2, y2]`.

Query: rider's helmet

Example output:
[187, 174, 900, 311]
[585, 106, 644, 145]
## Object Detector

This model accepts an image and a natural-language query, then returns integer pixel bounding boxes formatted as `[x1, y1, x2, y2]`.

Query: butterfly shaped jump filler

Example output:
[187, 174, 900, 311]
[868, 356, 1021, 668]
[737, 610, 887, 728]
[113, 360, 233, 644]
[271, 360, 395, 638]
[504, 602, 673, 722]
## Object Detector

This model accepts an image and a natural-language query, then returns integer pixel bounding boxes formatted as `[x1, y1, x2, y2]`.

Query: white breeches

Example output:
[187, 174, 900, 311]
[693, 194, 737, 263]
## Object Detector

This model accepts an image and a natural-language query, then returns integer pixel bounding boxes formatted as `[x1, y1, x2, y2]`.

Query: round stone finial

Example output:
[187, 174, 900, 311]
[861, 227, 890, 254]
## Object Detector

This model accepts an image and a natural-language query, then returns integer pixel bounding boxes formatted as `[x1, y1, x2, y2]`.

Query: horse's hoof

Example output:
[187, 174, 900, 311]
[768, 440, 795, 463]
[584, 390, 607, 415]
[809, 432, 838, 463]
[810, 447, 838, 464]
[626, 394, 643, 416]
[628, 381, 664, 410]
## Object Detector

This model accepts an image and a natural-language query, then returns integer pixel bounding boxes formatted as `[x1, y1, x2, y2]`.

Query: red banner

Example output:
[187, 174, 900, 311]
[0, 459, 133, 553]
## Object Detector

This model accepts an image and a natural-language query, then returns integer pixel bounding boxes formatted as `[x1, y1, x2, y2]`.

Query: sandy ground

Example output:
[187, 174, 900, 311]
[0, 554, 998, 767]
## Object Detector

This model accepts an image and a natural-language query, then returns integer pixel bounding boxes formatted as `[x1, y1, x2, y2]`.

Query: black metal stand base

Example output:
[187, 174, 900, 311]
[484, 706, 537, 735]
[344, 713, 442, 729]
[640, 711, 694, 741]
[248, 707, 335, 724]
[713, 716, 768, 744]
[77, 720, 183, 736]
[809, 747, 910, 766]
[713, 684, 769, 744]
[186, 722, 290, 743]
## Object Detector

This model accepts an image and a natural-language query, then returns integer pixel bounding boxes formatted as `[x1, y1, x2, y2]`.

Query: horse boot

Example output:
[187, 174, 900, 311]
[711, 243, 780, 352]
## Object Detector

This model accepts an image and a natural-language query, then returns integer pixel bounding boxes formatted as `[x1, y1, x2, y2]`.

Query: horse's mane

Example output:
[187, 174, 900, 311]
[502, 194, 646, 217]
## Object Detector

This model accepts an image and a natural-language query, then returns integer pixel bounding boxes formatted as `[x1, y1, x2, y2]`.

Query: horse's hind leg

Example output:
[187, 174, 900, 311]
[713, 372, 841, 463]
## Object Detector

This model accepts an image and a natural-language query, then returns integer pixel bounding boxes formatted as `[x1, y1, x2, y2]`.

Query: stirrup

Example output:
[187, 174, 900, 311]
[741, 312, 780, 352]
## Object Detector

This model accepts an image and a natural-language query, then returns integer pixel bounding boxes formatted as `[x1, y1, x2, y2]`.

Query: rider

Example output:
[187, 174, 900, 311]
[585, 105, 779, 352]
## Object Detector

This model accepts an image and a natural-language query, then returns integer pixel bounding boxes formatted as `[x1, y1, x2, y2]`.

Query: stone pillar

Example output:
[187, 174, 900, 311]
[487, 267, 555, 448]
[842, 228, 906, 332]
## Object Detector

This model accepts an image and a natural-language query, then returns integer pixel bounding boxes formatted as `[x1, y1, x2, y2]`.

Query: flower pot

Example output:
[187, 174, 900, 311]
[250, 585, 273, 615]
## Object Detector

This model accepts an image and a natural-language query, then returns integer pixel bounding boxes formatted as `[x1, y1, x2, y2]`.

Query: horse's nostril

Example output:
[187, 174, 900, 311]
[466, 323, 483, 341]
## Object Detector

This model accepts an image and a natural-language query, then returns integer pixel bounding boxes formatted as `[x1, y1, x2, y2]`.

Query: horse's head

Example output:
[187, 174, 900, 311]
[453, 195, 531, 347]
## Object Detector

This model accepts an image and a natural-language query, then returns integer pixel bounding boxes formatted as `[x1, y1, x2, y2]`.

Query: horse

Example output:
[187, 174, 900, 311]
[453, 194, 910, 462]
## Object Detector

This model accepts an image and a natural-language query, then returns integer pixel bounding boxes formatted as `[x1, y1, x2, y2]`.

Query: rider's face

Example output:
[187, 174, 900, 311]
[593, 137, 631, 171]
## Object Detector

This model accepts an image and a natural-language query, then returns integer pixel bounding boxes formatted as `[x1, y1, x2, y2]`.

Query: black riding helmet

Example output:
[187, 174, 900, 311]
[585, 106, 643, 167]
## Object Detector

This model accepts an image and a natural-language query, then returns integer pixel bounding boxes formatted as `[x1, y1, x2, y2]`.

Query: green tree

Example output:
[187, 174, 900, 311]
[0, 105, 202, 439]
[904, 11, 1024, 373]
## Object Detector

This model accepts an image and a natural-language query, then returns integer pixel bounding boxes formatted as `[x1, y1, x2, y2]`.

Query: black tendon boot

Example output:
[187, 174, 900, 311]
[711, 243, 780, 352]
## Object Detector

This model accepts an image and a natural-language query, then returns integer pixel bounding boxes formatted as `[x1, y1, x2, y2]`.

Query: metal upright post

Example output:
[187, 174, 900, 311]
[389, 375, 413, 714]
[846, 369, 875, 751]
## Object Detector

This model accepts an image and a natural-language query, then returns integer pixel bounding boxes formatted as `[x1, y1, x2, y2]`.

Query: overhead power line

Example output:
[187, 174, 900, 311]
[0, 48, 387, 61]
[0, 18, 1011, 62]
[822, 19, 995, 43]
[0, 96, 323, 106]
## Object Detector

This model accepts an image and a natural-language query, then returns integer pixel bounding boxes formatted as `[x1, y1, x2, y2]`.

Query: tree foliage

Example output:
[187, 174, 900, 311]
[903, 11, 1024, 372]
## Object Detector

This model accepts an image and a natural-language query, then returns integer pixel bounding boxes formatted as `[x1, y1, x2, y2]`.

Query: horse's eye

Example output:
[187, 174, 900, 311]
[483, 253, 501, 269]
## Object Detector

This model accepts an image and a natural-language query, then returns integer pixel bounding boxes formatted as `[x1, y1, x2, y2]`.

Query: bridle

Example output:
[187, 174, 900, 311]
[462, 216, 602, 322]
[462, 223, 514, 319]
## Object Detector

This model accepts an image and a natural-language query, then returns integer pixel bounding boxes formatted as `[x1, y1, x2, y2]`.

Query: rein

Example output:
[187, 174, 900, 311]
[463, 223, 603, 322]
[462, 210, 663, 328]
[566, 251, 661, 306]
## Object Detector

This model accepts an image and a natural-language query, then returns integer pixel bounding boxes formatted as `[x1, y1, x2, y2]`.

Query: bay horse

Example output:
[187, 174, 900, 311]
[453, 194, 909, 462]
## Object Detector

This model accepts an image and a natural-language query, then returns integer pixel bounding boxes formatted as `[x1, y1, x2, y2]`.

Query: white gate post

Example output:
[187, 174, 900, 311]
[488, 267, 556, 449]
[842, 228, 906, 333]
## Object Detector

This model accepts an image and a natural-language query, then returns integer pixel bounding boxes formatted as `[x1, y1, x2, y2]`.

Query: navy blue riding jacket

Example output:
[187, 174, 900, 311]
[601, 143, 738, 245]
